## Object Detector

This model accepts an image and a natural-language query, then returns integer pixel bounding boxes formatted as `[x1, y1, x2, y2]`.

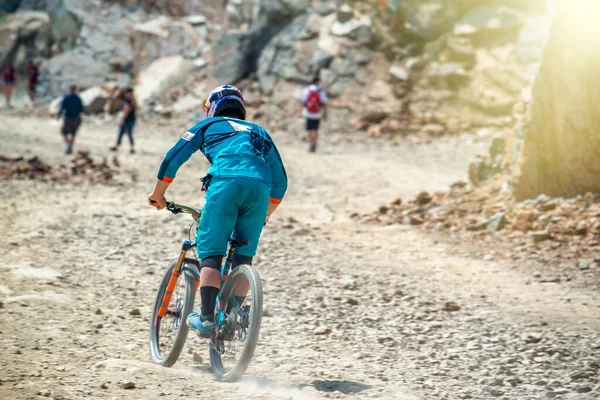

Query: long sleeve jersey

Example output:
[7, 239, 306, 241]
[157, 117, 288, 204]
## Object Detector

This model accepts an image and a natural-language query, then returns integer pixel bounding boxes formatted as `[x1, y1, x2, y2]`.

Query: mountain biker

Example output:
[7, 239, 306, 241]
[301, 76, 328, 153]
[147, 85, 288, 337]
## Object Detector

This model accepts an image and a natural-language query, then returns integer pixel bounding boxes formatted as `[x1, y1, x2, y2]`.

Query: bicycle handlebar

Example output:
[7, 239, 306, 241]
[149, 200, 201, 220]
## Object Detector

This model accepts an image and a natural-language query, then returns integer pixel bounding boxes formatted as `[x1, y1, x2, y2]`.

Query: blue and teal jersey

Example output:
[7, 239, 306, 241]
[157, 117, 288, 203]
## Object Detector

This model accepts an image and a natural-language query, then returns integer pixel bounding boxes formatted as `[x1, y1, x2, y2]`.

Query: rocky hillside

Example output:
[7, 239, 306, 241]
[1, 0, 552, 133]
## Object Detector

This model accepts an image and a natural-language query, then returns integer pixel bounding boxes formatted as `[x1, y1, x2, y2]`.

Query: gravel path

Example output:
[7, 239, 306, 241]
[1, 115, 598, 400]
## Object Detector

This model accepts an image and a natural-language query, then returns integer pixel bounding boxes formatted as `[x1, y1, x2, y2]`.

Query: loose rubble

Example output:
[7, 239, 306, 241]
[0, 151, 129, 184]
[358, 177, 600, 280]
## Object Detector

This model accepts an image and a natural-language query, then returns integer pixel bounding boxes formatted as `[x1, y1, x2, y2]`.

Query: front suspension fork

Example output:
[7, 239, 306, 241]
[157, 240, 195, 318]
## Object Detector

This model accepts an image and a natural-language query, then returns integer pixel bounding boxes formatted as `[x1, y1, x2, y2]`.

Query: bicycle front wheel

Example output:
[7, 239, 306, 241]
[210, 264, 263, 382]
[149, 259, 196, 367]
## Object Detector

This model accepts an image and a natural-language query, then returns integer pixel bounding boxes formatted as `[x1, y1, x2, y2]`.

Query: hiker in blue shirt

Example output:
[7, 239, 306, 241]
[148, 85, 288, 337]
[57, 85, 84, 154]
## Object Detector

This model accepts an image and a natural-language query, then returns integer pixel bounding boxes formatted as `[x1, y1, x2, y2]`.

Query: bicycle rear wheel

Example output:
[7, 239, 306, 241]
[210, 264, 263, 382]
[149, 259, 196, 367]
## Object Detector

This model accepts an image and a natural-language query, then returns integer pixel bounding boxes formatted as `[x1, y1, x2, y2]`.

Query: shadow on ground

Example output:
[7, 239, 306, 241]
[308, 380, 372, 394]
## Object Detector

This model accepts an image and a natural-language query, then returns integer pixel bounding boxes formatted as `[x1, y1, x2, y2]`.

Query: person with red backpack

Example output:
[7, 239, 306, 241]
[301, 76, 328, 152]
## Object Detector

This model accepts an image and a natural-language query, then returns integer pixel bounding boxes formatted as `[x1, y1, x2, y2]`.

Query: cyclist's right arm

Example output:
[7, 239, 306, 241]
[149, 125, 204, 210]
[157, 128, 203, 183]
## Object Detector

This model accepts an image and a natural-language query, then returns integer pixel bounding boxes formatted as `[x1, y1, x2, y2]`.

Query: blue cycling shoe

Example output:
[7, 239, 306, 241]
[187, 312, 214, 338]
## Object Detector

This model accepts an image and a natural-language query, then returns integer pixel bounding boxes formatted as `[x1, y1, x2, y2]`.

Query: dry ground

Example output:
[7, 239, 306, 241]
[1, 114, 598, 400]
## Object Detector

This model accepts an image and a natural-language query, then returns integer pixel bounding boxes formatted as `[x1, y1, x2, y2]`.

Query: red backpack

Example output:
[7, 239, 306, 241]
[305, 87, 322, 113]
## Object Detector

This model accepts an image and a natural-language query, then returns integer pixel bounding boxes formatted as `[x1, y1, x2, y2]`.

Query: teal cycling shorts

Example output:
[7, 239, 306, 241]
[197, 177, 270, 259]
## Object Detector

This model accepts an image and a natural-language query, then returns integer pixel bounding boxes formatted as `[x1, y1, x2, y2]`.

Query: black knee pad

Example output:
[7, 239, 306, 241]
[201, 255, 222, 271]
[232, 254, 252, 268]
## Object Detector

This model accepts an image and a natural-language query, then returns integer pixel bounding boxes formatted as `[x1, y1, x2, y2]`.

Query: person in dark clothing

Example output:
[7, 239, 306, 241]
[110, 87, 137, 154]
[25, 58, 39, 103]
[2, 63, 16, 107]
[57, 85, 84, 154]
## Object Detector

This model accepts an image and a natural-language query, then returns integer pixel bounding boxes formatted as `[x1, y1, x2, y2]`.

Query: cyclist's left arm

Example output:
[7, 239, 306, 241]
[265, 139, 288, 219]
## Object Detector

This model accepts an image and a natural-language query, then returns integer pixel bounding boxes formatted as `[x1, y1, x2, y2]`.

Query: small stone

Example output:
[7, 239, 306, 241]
[530, 231, 552, 243]
[443, 302, 461, 312]
[337, 4, 354, 23]
[416, 191, 433, 205]
[574, 386, 592, 393]
[118, 380, 136, 389]
[389, 65, 409, 81]
[100, 382, 109, 389]
[570, 371, 590, 381]
[513, 209, 535, 232]
[193, 353, 203, 363]
[410, 215, 425, 225]
[339, 277, 357, 289]
[486, 212, 506, 231]
[578, 261, 590, 271]
[129, 308, 141, 316]
[506, 377, 522, 386]
[314, 326, 332, 335]
[524, 333, 543, 344]
[346, 298, 359, 306]
[546, 389, 570, 398]
[95, 308, 103, 315]
[483, 254, 494, 261]
[94, 323, 103, 329]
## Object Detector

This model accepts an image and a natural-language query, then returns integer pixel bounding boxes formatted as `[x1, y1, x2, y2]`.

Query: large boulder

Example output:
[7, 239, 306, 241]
[135, 56, 194, 108]
[0, 11, 51, 65]
[130, 16, 200, 75]
[330, 15, 374, 45]
[515, 0, 600, 199]
[172, 94, 205, 114]
[403, 2, 461, 41]
[77, 11, 134, 73]
[44, 47, 107, 96]
[454, 5, 524, 46]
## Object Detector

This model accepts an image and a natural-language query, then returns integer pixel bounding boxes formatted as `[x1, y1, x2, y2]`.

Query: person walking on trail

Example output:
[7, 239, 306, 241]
[147, 84, 288, 338]
[25, 58, 39, 104]
[57, 85, 84, 154]
[2, 63, 16, 108]
[110, 87, 137, 154]
[301, 76, 328, 153]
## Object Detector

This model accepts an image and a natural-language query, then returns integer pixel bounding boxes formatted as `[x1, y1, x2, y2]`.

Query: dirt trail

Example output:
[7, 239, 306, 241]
[1, 115, 598, 400]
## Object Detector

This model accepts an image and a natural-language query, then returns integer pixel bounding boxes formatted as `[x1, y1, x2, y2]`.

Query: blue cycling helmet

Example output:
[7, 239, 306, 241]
[204, 85, 246, 120]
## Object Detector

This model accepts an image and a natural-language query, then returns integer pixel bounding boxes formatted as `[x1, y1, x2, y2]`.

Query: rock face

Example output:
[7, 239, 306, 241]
[515, 1, 600, 199]
[47, 0, 80, 53]
[129, 16, 201, 75]
[211, 33, 250, 84]
[0, 11, 51, 65]
[44, 47, 107, 96]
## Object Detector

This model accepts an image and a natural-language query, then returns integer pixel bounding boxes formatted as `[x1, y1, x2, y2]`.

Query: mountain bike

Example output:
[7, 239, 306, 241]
[148, 201, 264, 382]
